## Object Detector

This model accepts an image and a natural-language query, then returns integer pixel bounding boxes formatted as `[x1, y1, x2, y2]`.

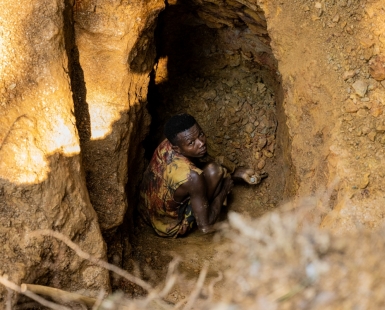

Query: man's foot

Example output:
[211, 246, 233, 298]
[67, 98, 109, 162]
[232, 168, 268, 185]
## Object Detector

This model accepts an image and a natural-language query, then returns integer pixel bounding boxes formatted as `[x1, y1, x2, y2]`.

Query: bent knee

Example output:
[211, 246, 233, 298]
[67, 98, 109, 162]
[203, 162, 224, 180]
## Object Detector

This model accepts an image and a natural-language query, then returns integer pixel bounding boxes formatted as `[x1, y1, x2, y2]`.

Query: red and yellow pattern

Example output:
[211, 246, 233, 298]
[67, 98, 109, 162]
[139, 139, 202, 237]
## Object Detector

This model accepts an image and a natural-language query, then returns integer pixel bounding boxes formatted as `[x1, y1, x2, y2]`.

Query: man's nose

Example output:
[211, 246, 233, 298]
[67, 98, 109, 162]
[198, 138, 205, 147]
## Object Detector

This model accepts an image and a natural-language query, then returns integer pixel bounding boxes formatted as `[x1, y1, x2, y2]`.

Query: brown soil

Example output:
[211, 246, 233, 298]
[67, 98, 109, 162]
[102, 0, 385, 306]
[125, 1, 286, 303]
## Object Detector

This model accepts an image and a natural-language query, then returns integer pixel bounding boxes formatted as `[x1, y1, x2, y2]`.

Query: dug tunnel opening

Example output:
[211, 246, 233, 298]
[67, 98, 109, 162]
[123, 0, 294, 299]
[143, 0, 290, 218]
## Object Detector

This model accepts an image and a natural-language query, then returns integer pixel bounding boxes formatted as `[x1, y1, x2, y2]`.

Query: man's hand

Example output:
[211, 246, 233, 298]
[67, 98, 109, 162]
[233, 168, 268, 185]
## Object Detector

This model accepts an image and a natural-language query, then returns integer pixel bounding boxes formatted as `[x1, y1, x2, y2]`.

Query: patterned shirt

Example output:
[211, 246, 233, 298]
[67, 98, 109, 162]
[139, 139, 203, 237]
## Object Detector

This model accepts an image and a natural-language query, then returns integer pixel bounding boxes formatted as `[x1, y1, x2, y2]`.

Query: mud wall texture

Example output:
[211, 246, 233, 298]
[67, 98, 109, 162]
[257, 0, 385, 232]
[72, 0, 164, 236]
[1, 0, 385, 305]
[180, 0, 385, 231]
[0, 0, 111, 305]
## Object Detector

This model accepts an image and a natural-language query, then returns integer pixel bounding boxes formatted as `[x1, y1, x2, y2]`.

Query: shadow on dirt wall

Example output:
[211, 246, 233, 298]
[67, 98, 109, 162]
[63, 0, 161, 268]
[0, 3, 156, 303]
[0, 151, 110, 306]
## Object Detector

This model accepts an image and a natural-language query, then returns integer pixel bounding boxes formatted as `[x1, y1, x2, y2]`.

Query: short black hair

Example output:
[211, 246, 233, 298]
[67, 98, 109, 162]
[164, 113, 197, 145]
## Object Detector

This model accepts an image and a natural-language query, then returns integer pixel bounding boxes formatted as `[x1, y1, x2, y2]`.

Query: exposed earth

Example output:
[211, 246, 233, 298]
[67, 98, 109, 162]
[2, 0, 385, 308]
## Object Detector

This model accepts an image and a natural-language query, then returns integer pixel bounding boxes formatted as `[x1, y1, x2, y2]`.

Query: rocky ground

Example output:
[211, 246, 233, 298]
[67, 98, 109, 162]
[124, 4, 285, 303]
[154, 64, 282, 214]
[108, 0, 385, 306]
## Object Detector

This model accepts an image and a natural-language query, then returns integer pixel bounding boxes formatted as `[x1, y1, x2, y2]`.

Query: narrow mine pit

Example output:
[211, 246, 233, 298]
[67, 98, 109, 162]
[4, 0, 385, 308]
[122, 0, 292, 302]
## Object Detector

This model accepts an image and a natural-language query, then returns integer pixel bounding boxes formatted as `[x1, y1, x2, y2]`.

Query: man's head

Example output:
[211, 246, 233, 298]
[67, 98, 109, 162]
[164, 113, 207, 158]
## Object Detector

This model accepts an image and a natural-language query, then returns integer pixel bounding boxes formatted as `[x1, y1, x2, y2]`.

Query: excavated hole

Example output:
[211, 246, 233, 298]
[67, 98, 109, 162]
[123, 2, 292, 300]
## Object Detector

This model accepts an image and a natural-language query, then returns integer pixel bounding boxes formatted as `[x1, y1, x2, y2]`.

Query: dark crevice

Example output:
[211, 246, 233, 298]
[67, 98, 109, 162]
[63, 0, 90, 146]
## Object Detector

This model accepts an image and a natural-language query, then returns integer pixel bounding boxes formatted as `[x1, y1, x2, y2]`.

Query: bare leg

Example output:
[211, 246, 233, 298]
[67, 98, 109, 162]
[202, 162, 224, 201]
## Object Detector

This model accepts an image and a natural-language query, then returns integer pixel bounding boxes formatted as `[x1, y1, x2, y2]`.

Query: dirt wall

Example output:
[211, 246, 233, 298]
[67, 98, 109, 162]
[2, 0, 385, 305]
[0, 0, 110, 306]
[72, 0, 164, 236]
[258, 0, 385, 231]
[180, 0, 385, 231]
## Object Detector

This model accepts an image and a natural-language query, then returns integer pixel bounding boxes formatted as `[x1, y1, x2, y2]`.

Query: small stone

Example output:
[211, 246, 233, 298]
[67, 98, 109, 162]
[371, 103, 383, 117]
[365, 7, 375, 18]
[244, 134, 251, 144]
[232, 142, 241, 149]
[362, 126, 371, 135]
[256, 136, 267, 151]
[250, 177, 256, 183]
[201, 89, 217, 100]
[364, 48, 373, 61]
[257, 159, 266, 170]
[245, 123, 254, 133]
[369, 56, 385, 81]
[368, 131, 377, 141]
[352, 80, 368, 97]
[344, 100, 358, 113]
[9, 83, 16, 90]
[267, 142, 275, 153]
[315, 2, 322, 9]
[359, 173, 370, 189]
[255, 151, 262, 160]
[376, 124, 385, 133]
[257, 83, 266, 93]
[343, 70, 356, 80]
[360, 38, 375, 49]
[332, 14, 340, 23]
[357, 109, 367, 117]
[229, 116, 240, 124]
[229, 54, 241, 67]
[263, 149, 273, 158]
[266, 135, 275, 145]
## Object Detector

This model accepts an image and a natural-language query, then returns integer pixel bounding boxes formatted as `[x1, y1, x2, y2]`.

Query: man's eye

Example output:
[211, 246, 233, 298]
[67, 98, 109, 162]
[189, 141, 194, 145]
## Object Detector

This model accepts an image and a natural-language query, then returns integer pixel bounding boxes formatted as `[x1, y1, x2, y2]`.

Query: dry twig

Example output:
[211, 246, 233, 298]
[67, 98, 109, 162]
[0, 275, 69, 310]
[28, 229, 153, 292]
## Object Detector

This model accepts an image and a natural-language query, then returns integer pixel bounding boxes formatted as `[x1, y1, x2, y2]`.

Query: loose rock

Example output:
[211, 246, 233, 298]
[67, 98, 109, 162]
[352, 80, 368, 97]
[257, 159, 266, 170]
[245, 123, 254, 133]
[343, 70, 356, 80]
[202, 89, 217, 100]
[368, 131, 377, 141]
[369, 56, 385, 81]
[256, 136, 267, 150]
[263, 149, 273, 158]
[359, 173, 370, 189]
[344, 100, 359, 113]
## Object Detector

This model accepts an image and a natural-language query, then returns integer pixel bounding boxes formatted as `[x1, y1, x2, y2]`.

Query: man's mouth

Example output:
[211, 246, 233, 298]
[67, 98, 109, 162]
[199, 146, 207, 154]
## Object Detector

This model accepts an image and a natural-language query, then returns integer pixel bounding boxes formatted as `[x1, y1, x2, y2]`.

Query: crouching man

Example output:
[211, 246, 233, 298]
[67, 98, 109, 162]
[139, 113, 265, 237]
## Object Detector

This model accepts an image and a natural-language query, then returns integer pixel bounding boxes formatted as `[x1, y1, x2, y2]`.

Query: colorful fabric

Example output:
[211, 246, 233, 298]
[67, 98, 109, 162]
[139, 139, 202, 237]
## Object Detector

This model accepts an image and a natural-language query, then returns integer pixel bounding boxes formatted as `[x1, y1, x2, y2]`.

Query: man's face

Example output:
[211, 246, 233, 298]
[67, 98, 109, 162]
[173, 123, 207, 158]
